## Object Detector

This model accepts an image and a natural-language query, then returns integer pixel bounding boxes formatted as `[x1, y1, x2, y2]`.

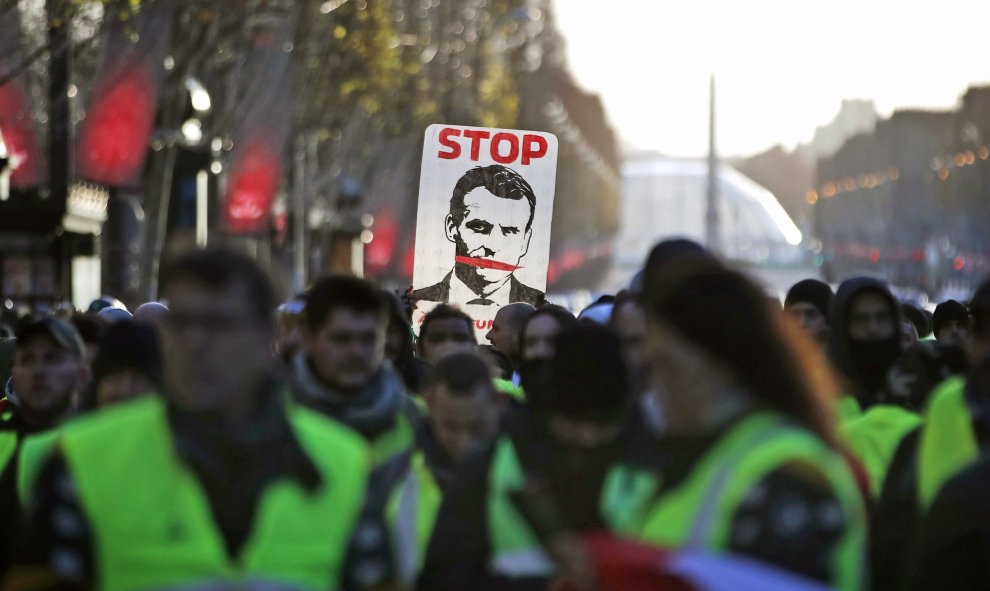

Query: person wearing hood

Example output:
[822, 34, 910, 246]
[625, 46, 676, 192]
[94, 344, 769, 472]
[784, 279, 833, 348]
[417, 324, 662, 591]
[932, 299, 969, 345]
[292, 274, 421, 467]
[827, 277, 903, 419]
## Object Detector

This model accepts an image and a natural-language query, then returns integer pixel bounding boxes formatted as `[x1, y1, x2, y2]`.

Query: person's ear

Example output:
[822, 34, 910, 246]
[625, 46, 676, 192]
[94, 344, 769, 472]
[445, 214, 458, 244]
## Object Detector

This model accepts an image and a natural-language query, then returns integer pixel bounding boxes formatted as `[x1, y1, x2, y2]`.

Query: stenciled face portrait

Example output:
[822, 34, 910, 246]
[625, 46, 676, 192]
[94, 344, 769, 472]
[446, 186, 533, 292]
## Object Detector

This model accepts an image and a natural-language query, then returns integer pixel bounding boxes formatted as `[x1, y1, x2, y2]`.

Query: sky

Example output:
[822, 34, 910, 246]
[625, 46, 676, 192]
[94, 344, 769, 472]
[554, 0, 990, 158]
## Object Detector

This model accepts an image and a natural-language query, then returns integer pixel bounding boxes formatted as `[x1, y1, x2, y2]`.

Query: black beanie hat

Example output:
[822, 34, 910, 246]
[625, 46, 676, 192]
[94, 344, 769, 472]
[933, 300, 968, 337]
[91, 320, 163, 390]
[785, 279, 834, 321]
[536, 324, 631, 421]
[637, 238, 712, 295]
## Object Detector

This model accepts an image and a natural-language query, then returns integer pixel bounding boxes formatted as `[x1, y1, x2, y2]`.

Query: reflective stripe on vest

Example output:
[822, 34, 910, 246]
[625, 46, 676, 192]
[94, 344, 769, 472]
[918, 376, 978, 510]
[637, 412, 866, 591]
[486, 437, 659, 578]
[387, 451, 443, 586]
[0, 430, 16, 475]
[60, 396, 370, 591]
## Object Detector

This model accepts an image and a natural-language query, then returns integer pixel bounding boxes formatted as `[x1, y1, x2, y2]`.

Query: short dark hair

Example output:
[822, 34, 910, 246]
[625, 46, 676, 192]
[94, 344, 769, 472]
[419, 304, 475, 348]
[304, 275, 388, 331]
[71, 313, 107, 345]
[425, 352, 494, 396]
[450, 165, 537, 231]
[160, 248, 275, 327]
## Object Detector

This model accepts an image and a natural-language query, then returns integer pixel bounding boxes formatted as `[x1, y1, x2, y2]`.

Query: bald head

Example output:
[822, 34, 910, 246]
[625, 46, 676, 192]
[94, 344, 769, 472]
[134, 302, 169, 328]
[486, 303, 536, 366]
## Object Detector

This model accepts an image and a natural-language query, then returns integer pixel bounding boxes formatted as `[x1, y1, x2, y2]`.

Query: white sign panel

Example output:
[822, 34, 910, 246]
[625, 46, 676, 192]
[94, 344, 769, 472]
[411, 124, 558, 340]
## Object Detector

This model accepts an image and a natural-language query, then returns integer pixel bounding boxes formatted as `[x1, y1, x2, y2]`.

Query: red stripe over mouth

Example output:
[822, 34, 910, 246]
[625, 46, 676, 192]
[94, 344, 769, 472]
[455, 256, 521, 272]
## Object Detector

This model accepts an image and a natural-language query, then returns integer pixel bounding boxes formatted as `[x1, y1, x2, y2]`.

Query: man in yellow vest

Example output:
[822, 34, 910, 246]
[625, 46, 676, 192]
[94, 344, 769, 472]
[4, 248, 374, 591]
[417, 324, 661, 591]
[292, 275, 421, 467]
[361, 352, 505, 589]
[0, 318, 89, 573]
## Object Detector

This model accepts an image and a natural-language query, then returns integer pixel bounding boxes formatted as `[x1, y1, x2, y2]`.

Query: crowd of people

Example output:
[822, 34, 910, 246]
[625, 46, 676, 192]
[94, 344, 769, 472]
[0, 240, 988, 590]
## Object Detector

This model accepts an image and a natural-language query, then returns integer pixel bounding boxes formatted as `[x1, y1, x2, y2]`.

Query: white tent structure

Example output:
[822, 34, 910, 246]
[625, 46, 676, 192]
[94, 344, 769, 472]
[618, 156, 806, 270]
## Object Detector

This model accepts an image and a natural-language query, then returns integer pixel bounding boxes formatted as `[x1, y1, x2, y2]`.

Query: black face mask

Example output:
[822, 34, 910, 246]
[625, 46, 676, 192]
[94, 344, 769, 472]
[518, 358, 553, 409]
[848, 337, 901, 403]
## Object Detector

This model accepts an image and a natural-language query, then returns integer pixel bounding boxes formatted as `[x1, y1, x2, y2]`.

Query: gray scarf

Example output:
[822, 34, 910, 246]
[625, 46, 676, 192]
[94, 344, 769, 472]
[291, 352, 410, 439]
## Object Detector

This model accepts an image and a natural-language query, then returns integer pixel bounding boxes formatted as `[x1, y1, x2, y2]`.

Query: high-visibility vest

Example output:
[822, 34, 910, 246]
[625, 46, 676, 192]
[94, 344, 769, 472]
[0, 431, 15, 476]
[1, 406, 20, 479]
[494, 379, 525, 401]
[486, 436, 659, 579]
[917, 376, 979, 510]
[58, 396, 370, 591]
[16, 427, 61, 503]
[385, 449, 444, 586]
[836, 395, 862, 425]
[840, 404, 922, 497]
[636, 411, 866, 591]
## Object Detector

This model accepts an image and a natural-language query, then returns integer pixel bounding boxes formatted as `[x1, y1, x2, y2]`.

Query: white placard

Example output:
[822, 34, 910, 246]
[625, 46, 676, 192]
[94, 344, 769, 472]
[411, 124, 558, 341]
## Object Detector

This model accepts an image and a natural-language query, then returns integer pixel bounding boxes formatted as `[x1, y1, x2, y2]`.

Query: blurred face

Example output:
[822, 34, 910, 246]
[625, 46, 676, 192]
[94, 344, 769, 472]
[848, 292, 896, 340]
[419, 317, 475, 366]
[12, 334, 87, 423]
[385, 320, 407, 364]
[162, 279, 275, 417]
[522, 314, 560, 361]
[645, 317, 735, 434]
[612, 301, 648, 375]
[786, 302, 829, 344]
[427, 381, 502, 462]
[937, 320, 969, 345]
[546, 414, 624, 450]
[303, 308, 386, 392]
[447, 187, 533, 288]
[97, 369, 155, 407]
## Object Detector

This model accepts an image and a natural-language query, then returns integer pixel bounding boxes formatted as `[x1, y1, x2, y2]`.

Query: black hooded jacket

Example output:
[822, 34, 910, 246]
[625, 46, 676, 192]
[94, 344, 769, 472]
[826, 277, 903, 409]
